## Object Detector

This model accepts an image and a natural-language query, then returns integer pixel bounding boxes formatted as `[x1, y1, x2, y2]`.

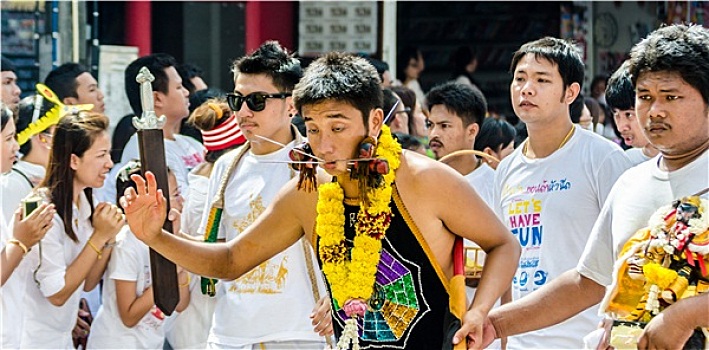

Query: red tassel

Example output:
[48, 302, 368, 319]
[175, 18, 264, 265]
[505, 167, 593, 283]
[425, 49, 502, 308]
[698, 257, 707, 277]
[685, 248, 696, 267]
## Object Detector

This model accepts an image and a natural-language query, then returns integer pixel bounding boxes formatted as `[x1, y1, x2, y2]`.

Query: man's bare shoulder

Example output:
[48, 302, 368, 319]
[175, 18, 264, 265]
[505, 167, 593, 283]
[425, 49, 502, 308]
[278, 176, 319, 205]
[396, 150, 468, 194]
[275, 175, 321, 243]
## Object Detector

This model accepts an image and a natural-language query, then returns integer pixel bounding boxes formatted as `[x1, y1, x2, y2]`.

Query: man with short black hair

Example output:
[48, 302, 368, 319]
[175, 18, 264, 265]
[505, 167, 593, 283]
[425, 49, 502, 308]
[606, 60, 658, 165]
[491, 36, 632, 349]
[100, 53, 204, 205]
[188, 41, 330, 349]
[426, 82, 493, 205]
[427, 81, 500, 347]
[177, 62, 208, 95]
[1, 57, 21, 111]
[44, 63, 105, 113]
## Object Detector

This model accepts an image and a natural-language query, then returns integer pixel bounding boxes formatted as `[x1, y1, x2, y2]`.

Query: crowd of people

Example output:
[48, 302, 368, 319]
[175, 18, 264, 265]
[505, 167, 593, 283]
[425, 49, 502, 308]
[0, 22, 707, 350]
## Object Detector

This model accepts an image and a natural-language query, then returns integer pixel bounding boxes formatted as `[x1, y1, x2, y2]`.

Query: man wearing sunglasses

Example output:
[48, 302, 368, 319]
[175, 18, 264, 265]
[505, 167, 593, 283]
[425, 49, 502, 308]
[179, 41, 329, 349]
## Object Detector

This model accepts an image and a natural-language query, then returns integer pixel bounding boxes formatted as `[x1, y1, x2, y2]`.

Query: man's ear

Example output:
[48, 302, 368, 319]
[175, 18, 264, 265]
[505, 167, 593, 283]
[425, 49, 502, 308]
[466, 121, 480, 144]
[153, 91, 164, 110]
[286, 96, 298, 117]
[70, 153, 80, 171]
[63, 97, 79, 106]
[564, 82, 581, 104]
[368, 108, 384, 138]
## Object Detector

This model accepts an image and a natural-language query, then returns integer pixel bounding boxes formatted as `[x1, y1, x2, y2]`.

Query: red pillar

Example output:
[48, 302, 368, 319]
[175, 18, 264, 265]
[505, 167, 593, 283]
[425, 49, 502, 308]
[245, 1, 294, 53]
[125, 1, 152, 56]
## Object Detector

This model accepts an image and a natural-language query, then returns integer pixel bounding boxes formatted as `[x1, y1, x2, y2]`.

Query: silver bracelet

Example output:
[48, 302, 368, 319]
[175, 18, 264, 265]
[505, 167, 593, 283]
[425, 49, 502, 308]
[103, 241, 118, 249]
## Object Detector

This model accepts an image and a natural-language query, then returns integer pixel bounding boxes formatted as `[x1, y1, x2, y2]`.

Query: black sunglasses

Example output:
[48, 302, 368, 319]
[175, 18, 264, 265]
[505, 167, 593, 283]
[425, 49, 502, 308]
[226, 92, 291, 112]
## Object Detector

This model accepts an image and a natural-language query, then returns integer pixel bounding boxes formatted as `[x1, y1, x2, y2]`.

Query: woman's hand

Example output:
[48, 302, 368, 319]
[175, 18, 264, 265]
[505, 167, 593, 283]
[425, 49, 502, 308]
[119, 172, 167, 245]
[92, 202, 124, 243]
[13, 203, 55, 248]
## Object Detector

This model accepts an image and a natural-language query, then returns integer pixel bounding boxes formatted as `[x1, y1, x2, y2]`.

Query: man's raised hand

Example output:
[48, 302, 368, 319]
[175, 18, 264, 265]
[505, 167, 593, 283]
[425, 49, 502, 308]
[119, 171, 166, 245]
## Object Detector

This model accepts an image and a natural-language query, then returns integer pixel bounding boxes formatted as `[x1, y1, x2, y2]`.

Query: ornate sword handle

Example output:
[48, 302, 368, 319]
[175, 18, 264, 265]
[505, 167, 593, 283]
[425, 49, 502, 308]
[132, 66, 166, 130]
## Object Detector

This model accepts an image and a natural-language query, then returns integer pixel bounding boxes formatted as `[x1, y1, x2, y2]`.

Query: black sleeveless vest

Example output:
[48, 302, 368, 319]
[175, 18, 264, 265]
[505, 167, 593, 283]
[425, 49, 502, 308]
[316, 186, 453, 349]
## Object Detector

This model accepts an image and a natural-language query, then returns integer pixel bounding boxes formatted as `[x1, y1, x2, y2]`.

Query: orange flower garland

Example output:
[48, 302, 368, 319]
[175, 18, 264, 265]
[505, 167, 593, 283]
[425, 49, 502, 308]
[316, 125, 402, 307]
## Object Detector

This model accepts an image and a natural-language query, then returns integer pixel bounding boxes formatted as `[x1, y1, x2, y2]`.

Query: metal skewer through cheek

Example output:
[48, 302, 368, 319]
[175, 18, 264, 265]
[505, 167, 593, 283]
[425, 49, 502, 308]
[251, 134, 326, 162]
[255, 102, 400, 167]
[262, 158, 377, 166]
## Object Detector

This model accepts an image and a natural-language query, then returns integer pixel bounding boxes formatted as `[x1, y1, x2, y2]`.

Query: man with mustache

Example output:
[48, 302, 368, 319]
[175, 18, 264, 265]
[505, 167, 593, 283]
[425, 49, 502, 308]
[427, 81, 502, 347]
[482, 24, 709, 350]
[606, 60, 659, 165]
[490, 36, 632, 349]
[427, 82, 494, 207]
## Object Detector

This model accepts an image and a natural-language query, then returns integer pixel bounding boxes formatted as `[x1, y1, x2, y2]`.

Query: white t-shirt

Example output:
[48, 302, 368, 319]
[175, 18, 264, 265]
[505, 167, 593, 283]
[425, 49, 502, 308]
[462, 161, 500, 348]
[625, 147, 652, 166]
[463, 161, 496, 261]
[96, 133, 205, 204]
[21, 191, 94, 349]
[493, 126, 632, 349]
[1, 160, 45, 220]
[464, 161, 495, 208]
[182, 171, 210, 238]
[200, 143, 328, 347]
[578, 151, 709, 289]
[164, 171, 217, 349]
[87, 227, 167, 349]
[1, 205, 32, 349]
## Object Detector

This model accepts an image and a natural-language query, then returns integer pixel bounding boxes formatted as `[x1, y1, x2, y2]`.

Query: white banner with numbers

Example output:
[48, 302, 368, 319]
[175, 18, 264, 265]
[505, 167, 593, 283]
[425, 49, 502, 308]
[298, 2, 378, 57]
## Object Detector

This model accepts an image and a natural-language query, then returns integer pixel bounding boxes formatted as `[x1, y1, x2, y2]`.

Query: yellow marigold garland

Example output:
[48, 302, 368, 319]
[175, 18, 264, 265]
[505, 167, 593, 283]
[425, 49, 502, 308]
[316, 125, 402, 307]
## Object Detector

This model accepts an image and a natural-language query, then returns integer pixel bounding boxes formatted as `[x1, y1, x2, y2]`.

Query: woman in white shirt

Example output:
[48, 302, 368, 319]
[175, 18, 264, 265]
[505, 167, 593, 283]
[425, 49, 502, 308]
[0, 103, 55, 349]
[88, 161, 190, 349]
[20, 111, 123, 349]
[0, 102, 55, 285]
